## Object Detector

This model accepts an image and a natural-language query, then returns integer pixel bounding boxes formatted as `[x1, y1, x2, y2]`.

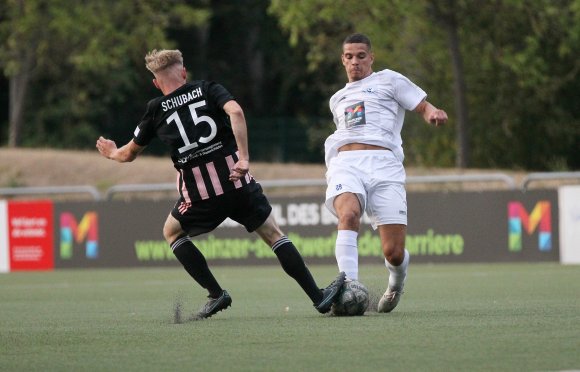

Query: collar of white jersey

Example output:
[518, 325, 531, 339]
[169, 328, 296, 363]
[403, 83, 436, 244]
[345, 71, 376, 86]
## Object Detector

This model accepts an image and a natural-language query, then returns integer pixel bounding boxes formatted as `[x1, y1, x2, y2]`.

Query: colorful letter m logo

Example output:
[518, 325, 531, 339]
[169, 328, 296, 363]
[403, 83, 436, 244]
[508, 201, 551, 252]
[60, 212, 99, 259]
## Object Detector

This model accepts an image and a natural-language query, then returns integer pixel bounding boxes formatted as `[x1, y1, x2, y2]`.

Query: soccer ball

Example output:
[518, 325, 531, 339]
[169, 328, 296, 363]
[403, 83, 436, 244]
[331, 280, 370, 316]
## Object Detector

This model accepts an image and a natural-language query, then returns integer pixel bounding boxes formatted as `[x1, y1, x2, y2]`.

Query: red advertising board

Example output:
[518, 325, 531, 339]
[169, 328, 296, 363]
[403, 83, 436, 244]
[8, 200, 54, 271]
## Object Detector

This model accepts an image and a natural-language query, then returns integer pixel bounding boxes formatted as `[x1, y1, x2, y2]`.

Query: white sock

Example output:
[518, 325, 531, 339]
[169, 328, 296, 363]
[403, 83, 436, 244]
[385, 249, 410, 291]
[335, 230, 359, 280]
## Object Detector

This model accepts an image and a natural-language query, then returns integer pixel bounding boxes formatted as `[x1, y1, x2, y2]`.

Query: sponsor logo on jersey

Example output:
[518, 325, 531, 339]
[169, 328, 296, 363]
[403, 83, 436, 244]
[344, 101, 366, 128]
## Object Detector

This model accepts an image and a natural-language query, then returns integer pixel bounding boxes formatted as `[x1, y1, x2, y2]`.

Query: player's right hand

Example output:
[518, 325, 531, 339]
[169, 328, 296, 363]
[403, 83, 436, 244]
[96, 136, 118, 159]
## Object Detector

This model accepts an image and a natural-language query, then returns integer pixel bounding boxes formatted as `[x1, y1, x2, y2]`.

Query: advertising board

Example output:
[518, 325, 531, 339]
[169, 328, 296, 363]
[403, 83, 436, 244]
[50, 190, 559, 268]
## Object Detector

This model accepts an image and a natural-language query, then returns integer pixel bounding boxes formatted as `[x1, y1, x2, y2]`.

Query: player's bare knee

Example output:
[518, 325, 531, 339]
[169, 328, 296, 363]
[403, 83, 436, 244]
[384, 246, 405, 266]
[255, 219, 284, 246]
[338, 210, 361, 230]
[162, 229, 174, 244]
[163, 224, 179, 244]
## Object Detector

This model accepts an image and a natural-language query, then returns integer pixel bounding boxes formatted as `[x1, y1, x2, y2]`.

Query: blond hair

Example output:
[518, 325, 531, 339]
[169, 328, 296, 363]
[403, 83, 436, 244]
[145, 49, 183, 73]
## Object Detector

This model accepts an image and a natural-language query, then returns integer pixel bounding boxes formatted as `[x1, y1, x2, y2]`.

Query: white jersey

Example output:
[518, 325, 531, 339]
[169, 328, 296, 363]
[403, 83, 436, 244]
[325, 69, 426, 166]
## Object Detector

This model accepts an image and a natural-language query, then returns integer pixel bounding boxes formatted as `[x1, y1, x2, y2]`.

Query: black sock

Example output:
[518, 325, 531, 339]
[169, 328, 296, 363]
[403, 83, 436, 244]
[272, 237, 323, 304]
[171, 235, 223, 298]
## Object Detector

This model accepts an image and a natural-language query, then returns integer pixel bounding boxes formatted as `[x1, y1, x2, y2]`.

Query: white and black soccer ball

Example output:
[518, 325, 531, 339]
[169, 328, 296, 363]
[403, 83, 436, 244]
[331, 279, 370, 316]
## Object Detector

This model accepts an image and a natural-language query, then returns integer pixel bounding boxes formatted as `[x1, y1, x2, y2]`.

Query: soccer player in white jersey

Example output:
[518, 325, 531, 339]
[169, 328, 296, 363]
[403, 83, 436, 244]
[96, 49, 345, 319]
[325, 33, 448, 312]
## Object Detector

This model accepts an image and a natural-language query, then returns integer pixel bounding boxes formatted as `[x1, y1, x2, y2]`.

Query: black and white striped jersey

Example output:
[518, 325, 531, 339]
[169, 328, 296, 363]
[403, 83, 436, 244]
[133, 81, 253, 203]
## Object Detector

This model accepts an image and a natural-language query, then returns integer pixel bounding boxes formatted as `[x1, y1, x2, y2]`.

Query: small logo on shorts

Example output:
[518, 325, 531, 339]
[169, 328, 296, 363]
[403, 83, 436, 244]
[178, 202, 192, 214]
[399, 210, 407, 215]
[335, 184, 343, 191]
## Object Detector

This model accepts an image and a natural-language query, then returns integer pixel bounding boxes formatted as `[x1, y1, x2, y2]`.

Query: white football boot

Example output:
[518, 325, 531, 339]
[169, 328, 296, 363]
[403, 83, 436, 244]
[379, 250, 409, 313]
[377, 286, 404, 313]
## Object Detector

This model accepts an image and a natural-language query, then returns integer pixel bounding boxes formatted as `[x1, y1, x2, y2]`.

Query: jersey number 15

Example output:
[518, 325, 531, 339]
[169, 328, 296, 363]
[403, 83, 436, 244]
[166, 100, 217, 154]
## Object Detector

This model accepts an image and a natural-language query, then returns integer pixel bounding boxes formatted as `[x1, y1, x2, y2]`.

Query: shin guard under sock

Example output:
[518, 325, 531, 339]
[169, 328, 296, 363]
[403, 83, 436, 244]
[272, 236, 322, 304]
[335, 230, 359, 280]
[171, 235, 223, 297]
[385, 249, 410, 291]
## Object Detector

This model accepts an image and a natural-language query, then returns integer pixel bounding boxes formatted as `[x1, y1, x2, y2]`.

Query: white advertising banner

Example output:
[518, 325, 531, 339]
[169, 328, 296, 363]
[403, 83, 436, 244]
[559, 185, 580, 264]
[0, 201, 8, 273]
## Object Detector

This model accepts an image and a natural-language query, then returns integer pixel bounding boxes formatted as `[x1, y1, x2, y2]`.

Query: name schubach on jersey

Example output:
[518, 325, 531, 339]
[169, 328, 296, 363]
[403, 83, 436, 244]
[161, 86, 203, 112]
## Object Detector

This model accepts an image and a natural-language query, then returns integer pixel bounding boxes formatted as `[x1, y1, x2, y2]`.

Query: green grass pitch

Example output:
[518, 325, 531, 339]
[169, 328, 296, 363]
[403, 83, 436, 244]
[1, 263, 579, 371]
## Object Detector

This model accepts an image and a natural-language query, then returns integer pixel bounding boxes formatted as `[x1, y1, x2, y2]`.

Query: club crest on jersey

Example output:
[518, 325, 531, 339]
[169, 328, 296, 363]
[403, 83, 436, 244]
[344, 101, 366, 128]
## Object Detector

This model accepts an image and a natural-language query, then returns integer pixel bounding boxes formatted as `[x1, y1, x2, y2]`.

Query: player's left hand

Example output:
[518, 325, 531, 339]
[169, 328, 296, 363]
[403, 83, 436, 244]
[229, 159, 249, 181]
[429, 110, 448, 127]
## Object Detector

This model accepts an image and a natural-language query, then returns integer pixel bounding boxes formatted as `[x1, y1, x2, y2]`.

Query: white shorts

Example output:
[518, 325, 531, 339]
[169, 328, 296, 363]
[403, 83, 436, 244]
[325, 150, 407, 229]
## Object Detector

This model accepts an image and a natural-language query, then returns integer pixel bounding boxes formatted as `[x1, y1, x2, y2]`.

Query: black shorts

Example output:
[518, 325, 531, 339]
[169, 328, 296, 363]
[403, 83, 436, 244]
[171, 181, 272, 237]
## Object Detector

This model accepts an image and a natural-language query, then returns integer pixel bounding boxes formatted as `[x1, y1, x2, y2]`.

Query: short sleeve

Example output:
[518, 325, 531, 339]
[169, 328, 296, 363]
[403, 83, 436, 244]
[206, 82, 235, 109]
[393, 73, 427, 111]
[133, 99, 158, 147]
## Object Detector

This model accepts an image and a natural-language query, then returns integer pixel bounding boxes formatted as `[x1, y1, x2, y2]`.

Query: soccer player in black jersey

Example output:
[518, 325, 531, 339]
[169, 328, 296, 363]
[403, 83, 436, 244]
[96, 49, 345, 319]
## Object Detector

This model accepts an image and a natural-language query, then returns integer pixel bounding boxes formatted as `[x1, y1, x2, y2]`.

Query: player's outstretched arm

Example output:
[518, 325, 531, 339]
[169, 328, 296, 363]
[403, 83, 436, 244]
[96, 136, 145, 163]
[414, 100, 448, 127]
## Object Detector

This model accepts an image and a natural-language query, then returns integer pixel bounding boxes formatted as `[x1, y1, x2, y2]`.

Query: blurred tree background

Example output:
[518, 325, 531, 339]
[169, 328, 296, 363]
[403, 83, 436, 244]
[1, 0, 579, 170]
